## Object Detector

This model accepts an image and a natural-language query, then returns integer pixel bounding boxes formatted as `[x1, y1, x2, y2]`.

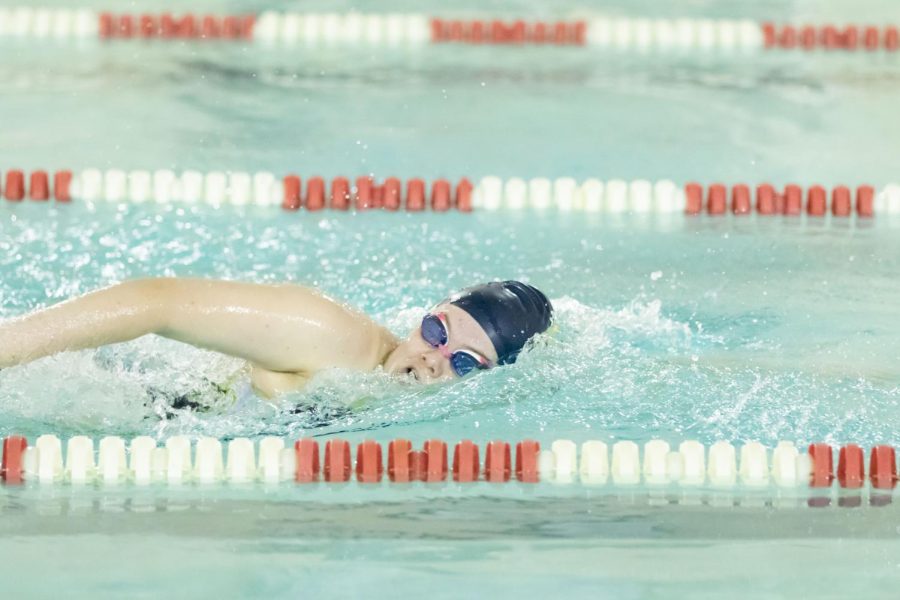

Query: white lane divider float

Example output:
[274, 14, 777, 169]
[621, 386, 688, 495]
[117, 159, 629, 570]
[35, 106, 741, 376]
[258, 437, 285, 483]
[226, 438, 256, 483]
[579, 441, 609, 484]
[549, 439, 578, 483]
[611, 440, 641, 485]
[128, 436, 155, 484]
[97, 436, 128, 483]
[474, 176, 687, 213]
[708, 440, 737, 486]
[679, 440, 706, 486]
[739, 441, 769, 487]
[194, 437, 224, 483]
[642, 439, 670, 485]
[65, 435, 95, 484]
[166, 436, 192, 483]
[35, 434, 63, 483]
[772, 441, 801, 487]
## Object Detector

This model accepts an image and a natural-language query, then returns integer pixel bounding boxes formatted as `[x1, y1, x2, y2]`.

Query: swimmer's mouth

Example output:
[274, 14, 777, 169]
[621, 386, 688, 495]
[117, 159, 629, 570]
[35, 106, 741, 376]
[404, 367, 419, 381]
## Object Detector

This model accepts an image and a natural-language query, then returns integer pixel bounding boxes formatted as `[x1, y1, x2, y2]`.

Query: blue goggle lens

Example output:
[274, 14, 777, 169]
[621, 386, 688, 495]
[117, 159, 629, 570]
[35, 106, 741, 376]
[421, 314, 448, 347]
[450, 352, 482, 377]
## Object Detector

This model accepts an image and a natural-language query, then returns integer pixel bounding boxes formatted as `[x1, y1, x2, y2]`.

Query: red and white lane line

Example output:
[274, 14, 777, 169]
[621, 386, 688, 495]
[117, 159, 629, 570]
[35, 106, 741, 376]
[0, 169, 473, 212]
[473, 178, 900, 216]
[3, 169, 900, 216]
[0, 9, 898, 52]
[2, 435, 897, 493]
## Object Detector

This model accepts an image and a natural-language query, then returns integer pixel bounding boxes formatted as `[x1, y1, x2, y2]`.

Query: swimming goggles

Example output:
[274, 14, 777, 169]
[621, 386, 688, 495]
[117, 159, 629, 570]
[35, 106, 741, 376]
[421, 313, 492, 377]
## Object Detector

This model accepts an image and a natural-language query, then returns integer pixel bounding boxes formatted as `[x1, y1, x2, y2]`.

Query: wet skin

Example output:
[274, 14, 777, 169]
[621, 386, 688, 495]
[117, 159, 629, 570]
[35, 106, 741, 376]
[0, 278, 498, 398]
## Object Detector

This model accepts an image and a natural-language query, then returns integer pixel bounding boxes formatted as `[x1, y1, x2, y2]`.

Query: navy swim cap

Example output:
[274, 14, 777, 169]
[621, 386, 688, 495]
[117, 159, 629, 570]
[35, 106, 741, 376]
[448, 281, 553, 365]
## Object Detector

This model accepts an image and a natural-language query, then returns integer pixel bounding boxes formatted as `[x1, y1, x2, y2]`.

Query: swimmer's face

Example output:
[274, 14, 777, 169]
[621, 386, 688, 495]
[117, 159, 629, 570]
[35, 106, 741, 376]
[384, 303, 499, 384]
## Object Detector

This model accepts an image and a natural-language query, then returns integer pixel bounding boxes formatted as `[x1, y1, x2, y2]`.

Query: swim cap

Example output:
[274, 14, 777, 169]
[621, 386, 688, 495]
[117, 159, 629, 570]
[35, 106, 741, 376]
[448, 281, 553, 365]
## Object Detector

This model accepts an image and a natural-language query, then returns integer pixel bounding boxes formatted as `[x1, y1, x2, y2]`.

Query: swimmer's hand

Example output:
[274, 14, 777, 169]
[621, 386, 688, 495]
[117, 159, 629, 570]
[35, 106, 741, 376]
[0, 278, 396, 393]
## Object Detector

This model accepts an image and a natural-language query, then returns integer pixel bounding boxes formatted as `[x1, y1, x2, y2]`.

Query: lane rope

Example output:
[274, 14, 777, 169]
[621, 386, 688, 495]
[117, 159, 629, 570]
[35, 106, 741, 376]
[2, 434, 897, 492]
[3, 168, 899, 216]
[0, 9, 898, 53]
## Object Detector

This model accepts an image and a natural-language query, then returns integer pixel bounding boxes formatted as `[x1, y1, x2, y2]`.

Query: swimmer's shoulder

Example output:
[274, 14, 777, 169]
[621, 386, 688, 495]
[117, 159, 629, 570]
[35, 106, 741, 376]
[281, 285, 399, 370]
[247, 285, 398, 396]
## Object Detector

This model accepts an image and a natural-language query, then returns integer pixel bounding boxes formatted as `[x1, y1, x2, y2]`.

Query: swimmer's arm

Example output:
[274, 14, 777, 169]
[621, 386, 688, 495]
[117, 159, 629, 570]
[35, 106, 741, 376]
[249, 365, 309, 399]
[0, 278, 394, 374]
[0, 279, 169, 368]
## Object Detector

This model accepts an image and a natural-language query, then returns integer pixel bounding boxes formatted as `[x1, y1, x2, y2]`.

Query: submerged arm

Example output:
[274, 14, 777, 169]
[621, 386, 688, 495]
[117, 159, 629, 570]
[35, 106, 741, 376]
[0, 278, 394, 373]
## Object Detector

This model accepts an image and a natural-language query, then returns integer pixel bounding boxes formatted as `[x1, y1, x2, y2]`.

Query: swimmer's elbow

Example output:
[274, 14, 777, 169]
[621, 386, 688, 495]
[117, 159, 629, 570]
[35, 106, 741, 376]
[124, 277, 180, 335]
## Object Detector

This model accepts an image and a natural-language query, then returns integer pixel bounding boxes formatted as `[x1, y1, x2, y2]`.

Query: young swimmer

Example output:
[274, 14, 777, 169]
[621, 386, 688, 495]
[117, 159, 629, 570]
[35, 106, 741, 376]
[0, 278, 553, 400]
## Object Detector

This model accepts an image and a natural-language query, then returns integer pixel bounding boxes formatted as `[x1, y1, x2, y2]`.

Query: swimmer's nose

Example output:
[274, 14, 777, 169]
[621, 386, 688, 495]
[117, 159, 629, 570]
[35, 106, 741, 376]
[420, 350, 444, 378]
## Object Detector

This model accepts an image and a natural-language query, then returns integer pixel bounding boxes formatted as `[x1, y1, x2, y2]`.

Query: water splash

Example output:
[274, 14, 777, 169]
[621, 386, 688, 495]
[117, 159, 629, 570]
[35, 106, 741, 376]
[7, 293, 894, 447]
[2, 205, 899, 446]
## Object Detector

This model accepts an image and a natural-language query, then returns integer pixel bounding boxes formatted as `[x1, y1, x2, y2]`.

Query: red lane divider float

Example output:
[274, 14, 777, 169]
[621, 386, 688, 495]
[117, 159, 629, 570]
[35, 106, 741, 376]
[763, 23, 900, 51]
[356, 440, 383, 483]
[516, 440, 541, 483]
[1, 436, 27, 484]
[808, 443, 835, 488]
[485, 440, 512, 482]
[294, 438, 320, 482]
[98, 12, 255, 41]
[279, 175, 472, 212]
[685, 182, 876, 217]
[870, 445, 898, 490]
[453, 440, 479, 482]
[423, 439, 448, 482]
[28, 171, 49, 200]
[838, 444, 865, 489]
[324, 439, 351, 483]
[388, 439, 413, 482]
[410, 449, 427, 482]
[3, 169, 71, 203]
[430, 19, 586, 46]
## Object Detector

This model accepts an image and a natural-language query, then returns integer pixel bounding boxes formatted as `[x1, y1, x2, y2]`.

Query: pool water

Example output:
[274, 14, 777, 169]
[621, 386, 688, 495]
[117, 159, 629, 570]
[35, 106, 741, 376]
[2, 0, 900, 597]
[2, 206, 900, 448]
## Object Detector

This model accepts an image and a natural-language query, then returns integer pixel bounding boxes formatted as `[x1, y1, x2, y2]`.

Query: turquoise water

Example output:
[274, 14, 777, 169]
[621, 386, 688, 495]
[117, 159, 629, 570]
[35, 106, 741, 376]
[2, 205, 900, 449]
[3, 0, 900, 597]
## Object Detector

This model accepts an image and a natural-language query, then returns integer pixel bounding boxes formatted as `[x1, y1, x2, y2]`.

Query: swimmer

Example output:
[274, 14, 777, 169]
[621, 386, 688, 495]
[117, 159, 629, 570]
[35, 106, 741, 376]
[0, 278, 552, 399]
